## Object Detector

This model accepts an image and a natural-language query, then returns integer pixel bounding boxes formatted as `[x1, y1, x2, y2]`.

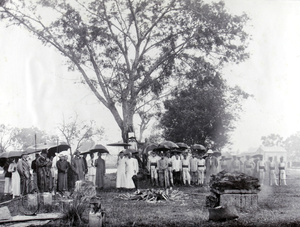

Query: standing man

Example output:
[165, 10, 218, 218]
[205, 151, 218, 184]
[87, 153, 96, 185]
[197, 155, 206, 186]
[166, 152, 174, 187]
[219, 156, 228, 171]
[279, 157, 287, 186]
[257, 156, 266, 185]
[17, 154, 31, 195]
[244, 155, 255, 176]
[157, 152, 169, 188]
[268, 157, 278, 186]
[172, 153, 182, 185]
[56, 154, 69, 195]
[148, 151, 159, 186]
[231, 155, 240, 172]
[95, 152, 106, 190]
[82, 153, 88, 179]
[182, 152, 191, 186]
[125, 152, 138, 190]
[31, 154, 39, 191]
[190, 153, 199, 185]
[36, 150, 52, 193]
[72, 150, 86, 181]
[116, 151, 127, 189]
[3, 159, 12, 195]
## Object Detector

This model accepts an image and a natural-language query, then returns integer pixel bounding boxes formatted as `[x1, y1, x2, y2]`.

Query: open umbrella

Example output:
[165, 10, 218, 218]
[212, 151, 222, 157]
[191, 144, 206, 151]
[107, 142, 131, 147]
[47, 142, 71, 158]
[0, 150, 26, 159]
[153, 144, 170, 152]
[81, 144, 109, 155]
[159, 141, 179, 149]
[176, 142, 189, 150]
[143, 143, 158, 154]
[123, 148, 139, 155]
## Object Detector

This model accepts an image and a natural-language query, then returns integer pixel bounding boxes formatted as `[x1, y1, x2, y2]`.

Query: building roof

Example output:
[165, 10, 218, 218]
[257, 146, 287, 153]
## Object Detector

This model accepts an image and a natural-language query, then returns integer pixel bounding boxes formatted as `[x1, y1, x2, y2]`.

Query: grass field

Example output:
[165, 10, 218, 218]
[1, 169, 300, 226]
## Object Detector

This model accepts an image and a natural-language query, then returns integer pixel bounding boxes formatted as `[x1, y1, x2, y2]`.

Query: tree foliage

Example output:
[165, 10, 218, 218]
[261, 133, 284, 147]
[0, 124, 19, 152]
[283, 132, 300, 161]
[0, 124, 49, 152]
[0, 0, 249, 142]
[159, 71, 250, 150]
[58, 114, 104, 153]
[13, 127, 48, 150]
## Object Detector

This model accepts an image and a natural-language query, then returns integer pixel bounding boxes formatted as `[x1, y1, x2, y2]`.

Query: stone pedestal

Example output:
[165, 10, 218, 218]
[41, 192, 53, 205]
[27, 194, 38, 207]
[219, 193, 258, 209]
[212, 189, 258, 210]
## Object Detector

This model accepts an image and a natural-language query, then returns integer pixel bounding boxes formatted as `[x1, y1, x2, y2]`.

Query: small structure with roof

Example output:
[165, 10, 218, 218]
[256, 146, 287, 163]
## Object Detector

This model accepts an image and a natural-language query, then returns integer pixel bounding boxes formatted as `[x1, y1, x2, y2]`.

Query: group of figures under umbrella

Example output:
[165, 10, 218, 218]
[117, 140, 288, 190]
[1, 142, 110, 198]
[117, 141, 223, 189]
[1, 140, 288, 198]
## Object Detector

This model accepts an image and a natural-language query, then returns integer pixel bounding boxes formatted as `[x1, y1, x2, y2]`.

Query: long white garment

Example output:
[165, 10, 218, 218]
[87, 158, 96, 184]
[257, 160, 265, 185]
[116, 157, 127, 188]
[279, 162, 287, 185]
[8, 163, 20, 197]
[182, 158, 191, 184]
[172, 158, 182, 172]
[197, 159, 205, 184]
[269, 161, 278, 186]
[125, 158, 139, 189]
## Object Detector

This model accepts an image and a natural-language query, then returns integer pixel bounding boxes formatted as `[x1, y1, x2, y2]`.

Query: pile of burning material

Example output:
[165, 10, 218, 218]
[118, 189, 188, 202]
[210, 170, 260, 193]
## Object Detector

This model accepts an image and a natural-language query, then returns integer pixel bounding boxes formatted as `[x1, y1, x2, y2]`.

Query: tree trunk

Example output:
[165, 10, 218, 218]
[106, 101, 135, 143]
[122, 102, 135, 143]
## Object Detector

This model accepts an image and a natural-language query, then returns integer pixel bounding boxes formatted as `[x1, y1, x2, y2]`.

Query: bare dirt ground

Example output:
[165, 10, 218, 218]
[1, 169, 300, 226]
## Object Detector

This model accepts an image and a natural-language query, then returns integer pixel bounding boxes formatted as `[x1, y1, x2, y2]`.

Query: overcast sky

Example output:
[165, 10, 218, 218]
[0, 0, 300, 153]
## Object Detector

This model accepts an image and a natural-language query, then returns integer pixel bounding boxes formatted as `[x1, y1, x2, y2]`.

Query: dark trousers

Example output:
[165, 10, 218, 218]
[173, 171, 181, 185]
[20, 176, 29, 195]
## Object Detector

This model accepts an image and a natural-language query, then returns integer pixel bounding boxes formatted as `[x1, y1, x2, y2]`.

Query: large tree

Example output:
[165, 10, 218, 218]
[159, 70, 250, 150]
[0, 0, 249, 142]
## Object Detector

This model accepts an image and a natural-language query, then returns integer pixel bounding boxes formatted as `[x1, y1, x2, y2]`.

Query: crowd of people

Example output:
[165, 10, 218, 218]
[2, 150, 107, 198]
[117, 149, 288, 189]
[2, 147, 288, 197]
[217, 154, 287, 186]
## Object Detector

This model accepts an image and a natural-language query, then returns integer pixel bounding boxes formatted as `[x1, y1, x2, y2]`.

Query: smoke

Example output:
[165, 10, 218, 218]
[258, 185, 274, 201]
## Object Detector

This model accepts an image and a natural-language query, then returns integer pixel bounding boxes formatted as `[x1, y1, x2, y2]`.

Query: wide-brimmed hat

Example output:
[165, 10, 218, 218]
[74, 150, 80, 155]
[207, 150, 213, 154]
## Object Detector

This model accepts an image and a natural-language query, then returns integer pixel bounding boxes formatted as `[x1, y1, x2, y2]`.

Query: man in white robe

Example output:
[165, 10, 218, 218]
[116, 152, 127, 189]
[87, 153, 97, 185]
[125, 152, 139, 189]
[182, 153, 191, 185]
[279, 156, 287, 186]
